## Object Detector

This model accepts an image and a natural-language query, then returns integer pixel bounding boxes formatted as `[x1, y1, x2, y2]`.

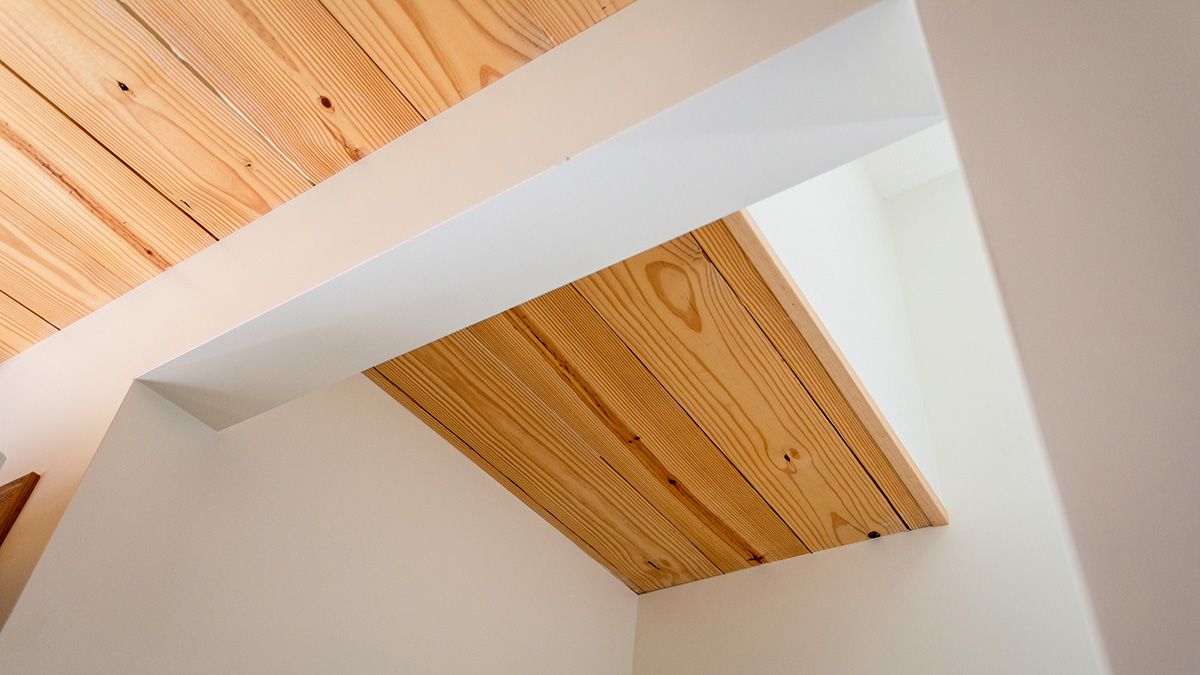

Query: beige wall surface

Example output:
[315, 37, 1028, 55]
[916, 1, 1200, 672]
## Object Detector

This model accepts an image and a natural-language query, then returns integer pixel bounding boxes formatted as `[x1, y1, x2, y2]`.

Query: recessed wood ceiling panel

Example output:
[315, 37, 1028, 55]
[468, 288, 808, 572]
[0, 190, 130, 328]
[320, 0, 554, 118]
[376, 331, 720, 592]
[0, 0, 310, 236]
[0, 64, 214, 283]
[123, 0, 425, 182]
[368, 212, 946, 592]
[0, 0, 635, 363]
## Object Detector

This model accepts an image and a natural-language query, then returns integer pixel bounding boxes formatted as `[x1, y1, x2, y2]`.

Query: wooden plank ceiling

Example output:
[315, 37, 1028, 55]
[367, 212, 947, 593]
[0, 0, 634, 361]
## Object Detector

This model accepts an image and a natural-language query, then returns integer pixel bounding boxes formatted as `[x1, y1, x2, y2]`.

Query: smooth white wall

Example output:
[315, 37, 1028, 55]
[914, 2, 1200, 671]
[0, 376, 636, 674]
[0, 0, 898, 625]
[630, 170, 1105, 674]
[748, 161, 939, 491]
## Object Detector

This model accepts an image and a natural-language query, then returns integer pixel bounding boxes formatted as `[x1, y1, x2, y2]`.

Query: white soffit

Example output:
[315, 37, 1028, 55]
[861, 121, 961, 198]
[139, 0, 944, 429]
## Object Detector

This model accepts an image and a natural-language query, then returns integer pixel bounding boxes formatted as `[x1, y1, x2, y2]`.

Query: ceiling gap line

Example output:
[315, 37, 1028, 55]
[0, 60, 218, 246]
[112, 0, 317, 187]
[454, 326, 724, 576]
[562, 282, 813, 555]
[692, 228, 914, 531]
[310, 0, 428, 125]
[0, 287, 59, 331]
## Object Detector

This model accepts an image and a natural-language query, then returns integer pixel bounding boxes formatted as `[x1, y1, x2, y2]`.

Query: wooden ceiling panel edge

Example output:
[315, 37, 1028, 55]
[376, 333, 721, 592]
[467, 293, 808, 572]
[0, 190, 130, 328]
[519, 0, 621, 45]
[363, 366, 643, 592]
[319, 0, 554, 119]
[0, 0, 311, 238]
[122, 0, 425, 184]
[710, 211, 949, 527]
[574, 233, 908, 551]
[0, 291, 55, 361]
[0, 63, 214, 282]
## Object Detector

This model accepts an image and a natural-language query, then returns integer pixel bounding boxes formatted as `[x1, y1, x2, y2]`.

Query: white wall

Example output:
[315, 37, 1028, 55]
[0, 376, 636, 674]
[630, 169, 1105, 674]
[0, 0, 905, 625]
[914, 2, 1200, 671]
[748, 160, 939, 491]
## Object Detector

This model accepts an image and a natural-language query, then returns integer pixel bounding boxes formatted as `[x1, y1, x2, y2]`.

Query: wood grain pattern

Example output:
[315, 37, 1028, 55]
[364, 366, 640, 591]
[574, 233, 906, 551]
[366, 214, 943, 591]
[0, 0, 310, 237]
[706, 212, 949, 527]
[320, 0, 553, 118]
[0, 472, 39, 548]
[0, 63, 214, 283]
[0, 293, 55, 360]
[469, 286, 808, 572]
[520, 0, 633, 45]
[378, 330, 719, 592]
[0, 190, 130, 328]
[124, 0, 425, 183]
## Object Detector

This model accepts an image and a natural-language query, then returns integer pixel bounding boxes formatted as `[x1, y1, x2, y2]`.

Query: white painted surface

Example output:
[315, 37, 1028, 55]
[915, 1, 1199, 671]
[0, 376, 636, 674]
[141, 0, 940, 430]
[630, 170, 1105, 674]
[861, 121, 959, 198]
[748, 159, 939, 491]
[0, 0, 917, 624]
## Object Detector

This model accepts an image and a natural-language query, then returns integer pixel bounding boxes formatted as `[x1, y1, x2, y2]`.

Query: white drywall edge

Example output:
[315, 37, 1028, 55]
[136, 0, 943, 429]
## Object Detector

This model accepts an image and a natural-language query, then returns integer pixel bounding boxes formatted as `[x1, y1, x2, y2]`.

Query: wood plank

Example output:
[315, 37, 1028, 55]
[0, 293, 55, 361]
[0, 190, 130, 328]
[320, 0, 553, 118]
[574, 233, 907, 551]
[376, 330, 720, 592]
[0, 0, 310, 238]
[469, 287, 808, 572]
[363, 366, 640, 591]
[124, 0, 425, 183]
[704, 212, 949, 527]
[0, 64, 214, 283]
[520, 0, 633, 45]
[0, 472, 39, 548]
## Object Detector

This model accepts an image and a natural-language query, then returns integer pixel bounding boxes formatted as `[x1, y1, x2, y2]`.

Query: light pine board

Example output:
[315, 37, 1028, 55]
[369, 213, 944, 591]
[694, 215, 948, 527]
[575, 233, 907, 551]
[0, 0, 310, 237]
[0, 292, 55, 360]
[124, 0, 425, 183]
[520, 0, 633, 45]
[0, 64, 214, 284]
[319, 0, 553, 118]
[469, 288, 808, 572]
[364, 366, 642, 591]
[374, 332, 720, 592]
[0, 191, 130, 328]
